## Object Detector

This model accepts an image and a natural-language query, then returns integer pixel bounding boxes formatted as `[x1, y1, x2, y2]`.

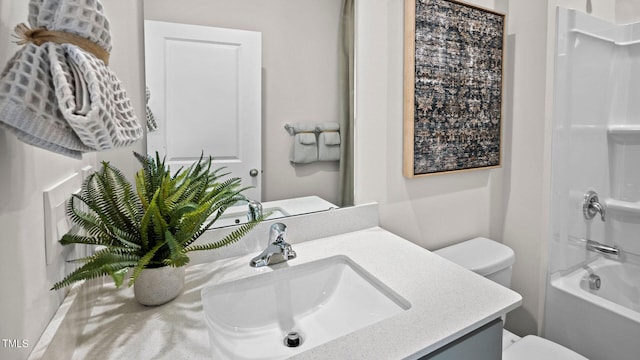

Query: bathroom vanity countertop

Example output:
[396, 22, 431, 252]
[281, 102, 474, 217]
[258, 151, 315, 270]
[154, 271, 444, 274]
[69, 227, 521, 360]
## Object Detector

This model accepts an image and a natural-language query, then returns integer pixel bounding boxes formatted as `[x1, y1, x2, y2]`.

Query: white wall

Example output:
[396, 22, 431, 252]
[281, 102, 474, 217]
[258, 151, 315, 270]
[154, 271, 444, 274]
[498, 0, 550, 336]
[143, 0, 342, 205]
[353, 0, 547, 336]
[616, 0, 640, 23]
[354, 0, 503, 248]
[0, 1, 144, 359]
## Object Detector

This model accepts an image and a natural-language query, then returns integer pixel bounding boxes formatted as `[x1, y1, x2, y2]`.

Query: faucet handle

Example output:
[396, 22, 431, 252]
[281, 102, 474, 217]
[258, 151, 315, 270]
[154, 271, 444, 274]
[269, 223, 287, 244]
[583, 191, 605, 221]
[282, 244, 297, 260]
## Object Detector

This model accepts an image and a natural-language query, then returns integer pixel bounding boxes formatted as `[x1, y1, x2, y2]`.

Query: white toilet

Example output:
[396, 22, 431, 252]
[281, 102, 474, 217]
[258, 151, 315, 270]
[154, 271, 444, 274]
[434, 237, 588, 360]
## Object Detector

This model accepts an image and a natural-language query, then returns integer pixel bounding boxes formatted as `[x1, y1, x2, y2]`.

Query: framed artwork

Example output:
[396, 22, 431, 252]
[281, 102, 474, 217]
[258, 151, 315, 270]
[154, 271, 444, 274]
[403, 0, 505, 178]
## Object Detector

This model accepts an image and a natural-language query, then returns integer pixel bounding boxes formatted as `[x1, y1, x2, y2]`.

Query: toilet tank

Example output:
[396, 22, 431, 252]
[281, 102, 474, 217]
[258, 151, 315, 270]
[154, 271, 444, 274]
[434, 237, 515, 288]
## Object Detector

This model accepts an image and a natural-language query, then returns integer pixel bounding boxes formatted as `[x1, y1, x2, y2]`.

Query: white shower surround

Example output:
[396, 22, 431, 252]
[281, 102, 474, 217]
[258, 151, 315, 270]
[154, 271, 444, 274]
[545, 7, 640, 360]
[548, 7, 640, 273]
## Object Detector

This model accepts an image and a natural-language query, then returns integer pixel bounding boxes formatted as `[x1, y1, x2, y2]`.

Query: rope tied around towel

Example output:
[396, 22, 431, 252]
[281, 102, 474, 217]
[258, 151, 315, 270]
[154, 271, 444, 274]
[13, 23, 110, 65]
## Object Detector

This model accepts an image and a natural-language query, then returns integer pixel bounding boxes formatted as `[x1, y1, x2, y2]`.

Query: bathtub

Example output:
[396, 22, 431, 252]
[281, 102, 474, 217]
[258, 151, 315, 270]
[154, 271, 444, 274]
[545, 256, 640, 360]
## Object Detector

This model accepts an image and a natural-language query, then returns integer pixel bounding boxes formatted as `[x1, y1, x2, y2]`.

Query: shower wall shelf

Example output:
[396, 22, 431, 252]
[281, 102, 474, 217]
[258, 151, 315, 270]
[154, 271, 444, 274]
[607, 125, 640, 141]
[604, 198, 640, 215]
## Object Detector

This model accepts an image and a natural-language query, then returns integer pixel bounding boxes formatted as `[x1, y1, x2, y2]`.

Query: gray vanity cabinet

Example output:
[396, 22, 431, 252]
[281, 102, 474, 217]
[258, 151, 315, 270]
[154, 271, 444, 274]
[418, 319, 503, 360]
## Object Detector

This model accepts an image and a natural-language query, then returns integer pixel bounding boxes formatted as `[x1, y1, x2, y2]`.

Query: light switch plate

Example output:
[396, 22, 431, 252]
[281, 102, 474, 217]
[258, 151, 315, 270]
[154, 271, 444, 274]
[81, 165, 94, 182]
[43, 173, 81, 265]
[77, 165, 94, 259]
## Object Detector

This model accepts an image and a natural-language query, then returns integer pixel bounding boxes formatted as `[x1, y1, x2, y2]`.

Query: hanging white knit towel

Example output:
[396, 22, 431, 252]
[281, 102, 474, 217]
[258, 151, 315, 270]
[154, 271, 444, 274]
[0, 0, 143, 158]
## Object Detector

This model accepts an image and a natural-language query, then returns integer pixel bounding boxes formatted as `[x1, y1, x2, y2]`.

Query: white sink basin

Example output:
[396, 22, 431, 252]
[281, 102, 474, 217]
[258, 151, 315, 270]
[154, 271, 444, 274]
[201, 255, 411, 359]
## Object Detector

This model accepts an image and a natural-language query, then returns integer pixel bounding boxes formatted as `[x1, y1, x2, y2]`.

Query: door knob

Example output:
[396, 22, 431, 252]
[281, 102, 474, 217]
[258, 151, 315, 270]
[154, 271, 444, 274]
[249, 169, 259, 177]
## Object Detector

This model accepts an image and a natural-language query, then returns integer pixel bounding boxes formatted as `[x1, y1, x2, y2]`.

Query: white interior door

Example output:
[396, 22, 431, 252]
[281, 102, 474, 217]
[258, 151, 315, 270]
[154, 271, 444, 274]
[144, 20, 262, 200]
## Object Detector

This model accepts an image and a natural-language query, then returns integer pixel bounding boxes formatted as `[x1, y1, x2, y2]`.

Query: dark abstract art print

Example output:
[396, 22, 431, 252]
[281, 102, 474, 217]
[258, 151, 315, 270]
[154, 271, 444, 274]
[403, 0, 504, 177]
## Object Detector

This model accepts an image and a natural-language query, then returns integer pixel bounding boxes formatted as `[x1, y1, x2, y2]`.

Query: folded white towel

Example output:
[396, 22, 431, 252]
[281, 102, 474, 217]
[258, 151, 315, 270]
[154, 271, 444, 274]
[285, 123, 318, 164]
[317, 122, 340, 162]
[316, 122, 339, 132]
[0, 0, 143, 158]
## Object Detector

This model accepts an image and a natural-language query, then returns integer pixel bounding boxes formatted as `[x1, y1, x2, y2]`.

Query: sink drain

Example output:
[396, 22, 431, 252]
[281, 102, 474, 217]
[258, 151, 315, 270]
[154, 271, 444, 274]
[284, 332, 302, 348]
[588, 274, 601, 290]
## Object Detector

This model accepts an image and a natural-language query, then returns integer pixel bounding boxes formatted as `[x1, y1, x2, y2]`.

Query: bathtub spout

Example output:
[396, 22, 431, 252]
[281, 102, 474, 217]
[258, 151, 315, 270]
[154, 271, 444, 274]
[586, 240, 619, 259]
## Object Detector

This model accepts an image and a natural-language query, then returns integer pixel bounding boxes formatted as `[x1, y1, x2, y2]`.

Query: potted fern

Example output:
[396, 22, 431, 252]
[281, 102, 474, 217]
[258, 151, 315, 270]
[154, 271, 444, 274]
[51, 152, 260, 306]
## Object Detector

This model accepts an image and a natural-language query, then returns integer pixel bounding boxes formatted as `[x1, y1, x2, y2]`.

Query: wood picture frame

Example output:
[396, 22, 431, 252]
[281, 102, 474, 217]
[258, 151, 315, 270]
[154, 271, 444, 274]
[403, 0, 505, 178]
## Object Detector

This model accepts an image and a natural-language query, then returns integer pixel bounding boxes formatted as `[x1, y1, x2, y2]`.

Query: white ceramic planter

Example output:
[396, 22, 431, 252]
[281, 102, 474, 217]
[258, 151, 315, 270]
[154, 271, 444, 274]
[134, 266, 185, 306]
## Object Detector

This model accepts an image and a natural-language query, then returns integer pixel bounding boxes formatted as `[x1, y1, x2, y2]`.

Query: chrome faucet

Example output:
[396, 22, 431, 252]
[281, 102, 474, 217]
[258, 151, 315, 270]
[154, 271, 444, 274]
[247, 199, 263, 222]
[583, 190, 605, 221]
[586, 239, 619, 259]
[250, 223, 296, 267]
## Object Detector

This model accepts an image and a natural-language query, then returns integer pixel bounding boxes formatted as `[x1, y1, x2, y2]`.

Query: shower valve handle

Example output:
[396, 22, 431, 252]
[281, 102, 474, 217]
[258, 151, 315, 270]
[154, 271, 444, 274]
[583, 190, 605, 222]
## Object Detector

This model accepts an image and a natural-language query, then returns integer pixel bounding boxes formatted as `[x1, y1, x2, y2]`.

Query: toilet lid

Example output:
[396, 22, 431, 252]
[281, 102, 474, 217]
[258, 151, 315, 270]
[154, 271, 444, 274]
[434, 237, 514, 276]
[503, 336, 588, 360]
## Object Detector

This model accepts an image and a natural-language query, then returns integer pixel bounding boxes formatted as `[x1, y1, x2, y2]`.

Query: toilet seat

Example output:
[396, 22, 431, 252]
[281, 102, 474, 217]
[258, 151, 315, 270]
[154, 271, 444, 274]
[502, 335, 588, 360]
